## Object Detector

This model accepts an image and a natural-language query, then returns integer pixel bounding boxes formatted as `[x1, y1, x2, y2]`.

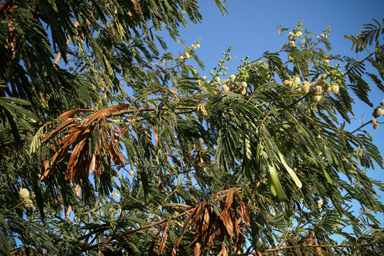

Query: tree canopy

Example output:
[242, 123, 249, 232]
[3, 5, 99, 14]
[1, 0, 384, 255]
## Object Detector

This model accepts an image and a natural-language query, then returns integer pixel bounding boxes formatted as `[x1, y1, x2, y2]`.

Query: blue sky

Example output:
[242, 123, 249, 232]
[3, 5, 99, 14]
[154, 0, 384, 227]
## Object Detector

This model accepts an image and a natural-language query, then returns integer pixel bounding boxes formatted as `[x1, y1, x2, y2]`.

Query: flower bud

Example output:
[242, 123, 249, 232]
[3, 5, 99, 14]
[373, 123, 379, 130]
[289, 40, 296, 47]
[129, 170, 134, 175]
[201, 76, 207, 81]
[241, 81, 247, 88]
[185, 52, 190, 59]
[315, 85, 322, 95]
[214, 77, 220, 82]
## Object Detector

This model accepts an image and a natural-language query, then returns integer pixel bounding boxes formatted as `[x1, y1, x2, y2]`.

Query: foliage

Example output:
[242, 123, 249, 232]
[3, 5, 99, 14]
[1, 0, 384, 255]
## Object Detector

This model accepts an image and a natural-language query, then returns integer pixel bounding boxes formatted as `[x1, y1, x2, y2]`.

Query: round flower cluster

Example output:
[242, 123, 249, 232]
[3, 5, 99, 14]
[317, 199, 323, 209]
[372, 118, 379, 130]
[19, 188, 35, 210]
[191, 44, 200, 49]
[372, 106, 384, 118]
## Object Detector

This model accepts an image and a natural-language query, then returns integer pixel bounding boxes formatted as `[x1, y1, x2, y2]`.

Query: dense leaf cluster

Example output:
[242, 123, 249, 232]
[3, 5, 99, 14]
[1, 1, 384, 255]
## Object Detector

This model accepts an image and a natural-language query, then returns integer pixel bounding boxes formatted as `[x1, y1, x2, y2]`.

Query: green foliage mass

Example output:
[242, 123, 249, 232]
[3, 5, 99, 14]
[1, 1, 384, 255]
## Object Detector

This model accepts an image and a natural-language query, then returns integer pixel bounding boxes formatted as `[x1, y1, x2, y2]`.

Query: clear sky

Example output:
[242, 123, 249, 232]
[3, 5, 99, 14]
[156, 0, 384, 225]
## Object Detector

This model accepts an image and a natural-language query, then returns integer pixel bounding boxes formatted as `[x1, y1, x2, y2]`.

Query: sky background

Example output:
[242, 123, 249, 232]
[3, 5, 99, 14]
[154, 0, 384, 227]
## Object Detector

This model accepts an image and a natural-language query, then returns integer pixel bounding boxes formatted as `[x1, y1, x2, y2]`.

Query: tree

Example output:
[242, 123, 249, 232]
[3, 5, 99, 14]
[1, 0, 384, 254]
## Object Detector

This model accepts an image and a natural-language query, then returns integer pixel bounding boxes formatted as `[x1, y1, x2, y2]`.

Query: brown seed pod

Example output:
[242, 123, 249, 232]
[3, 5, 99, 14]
[315, 85, 322, 95]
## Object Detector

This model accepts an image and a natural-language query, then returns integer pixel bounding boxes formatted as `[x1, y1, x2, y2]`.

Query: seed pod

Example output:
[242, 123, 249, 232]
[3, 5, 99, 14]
[315, 85, 322, 94]
[222, 84, 230, 92]
[372, 118, 377, 124]
[301, 84, 310, 93]
[373, 123, 379, 130]
[331, 84, 339, 94]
